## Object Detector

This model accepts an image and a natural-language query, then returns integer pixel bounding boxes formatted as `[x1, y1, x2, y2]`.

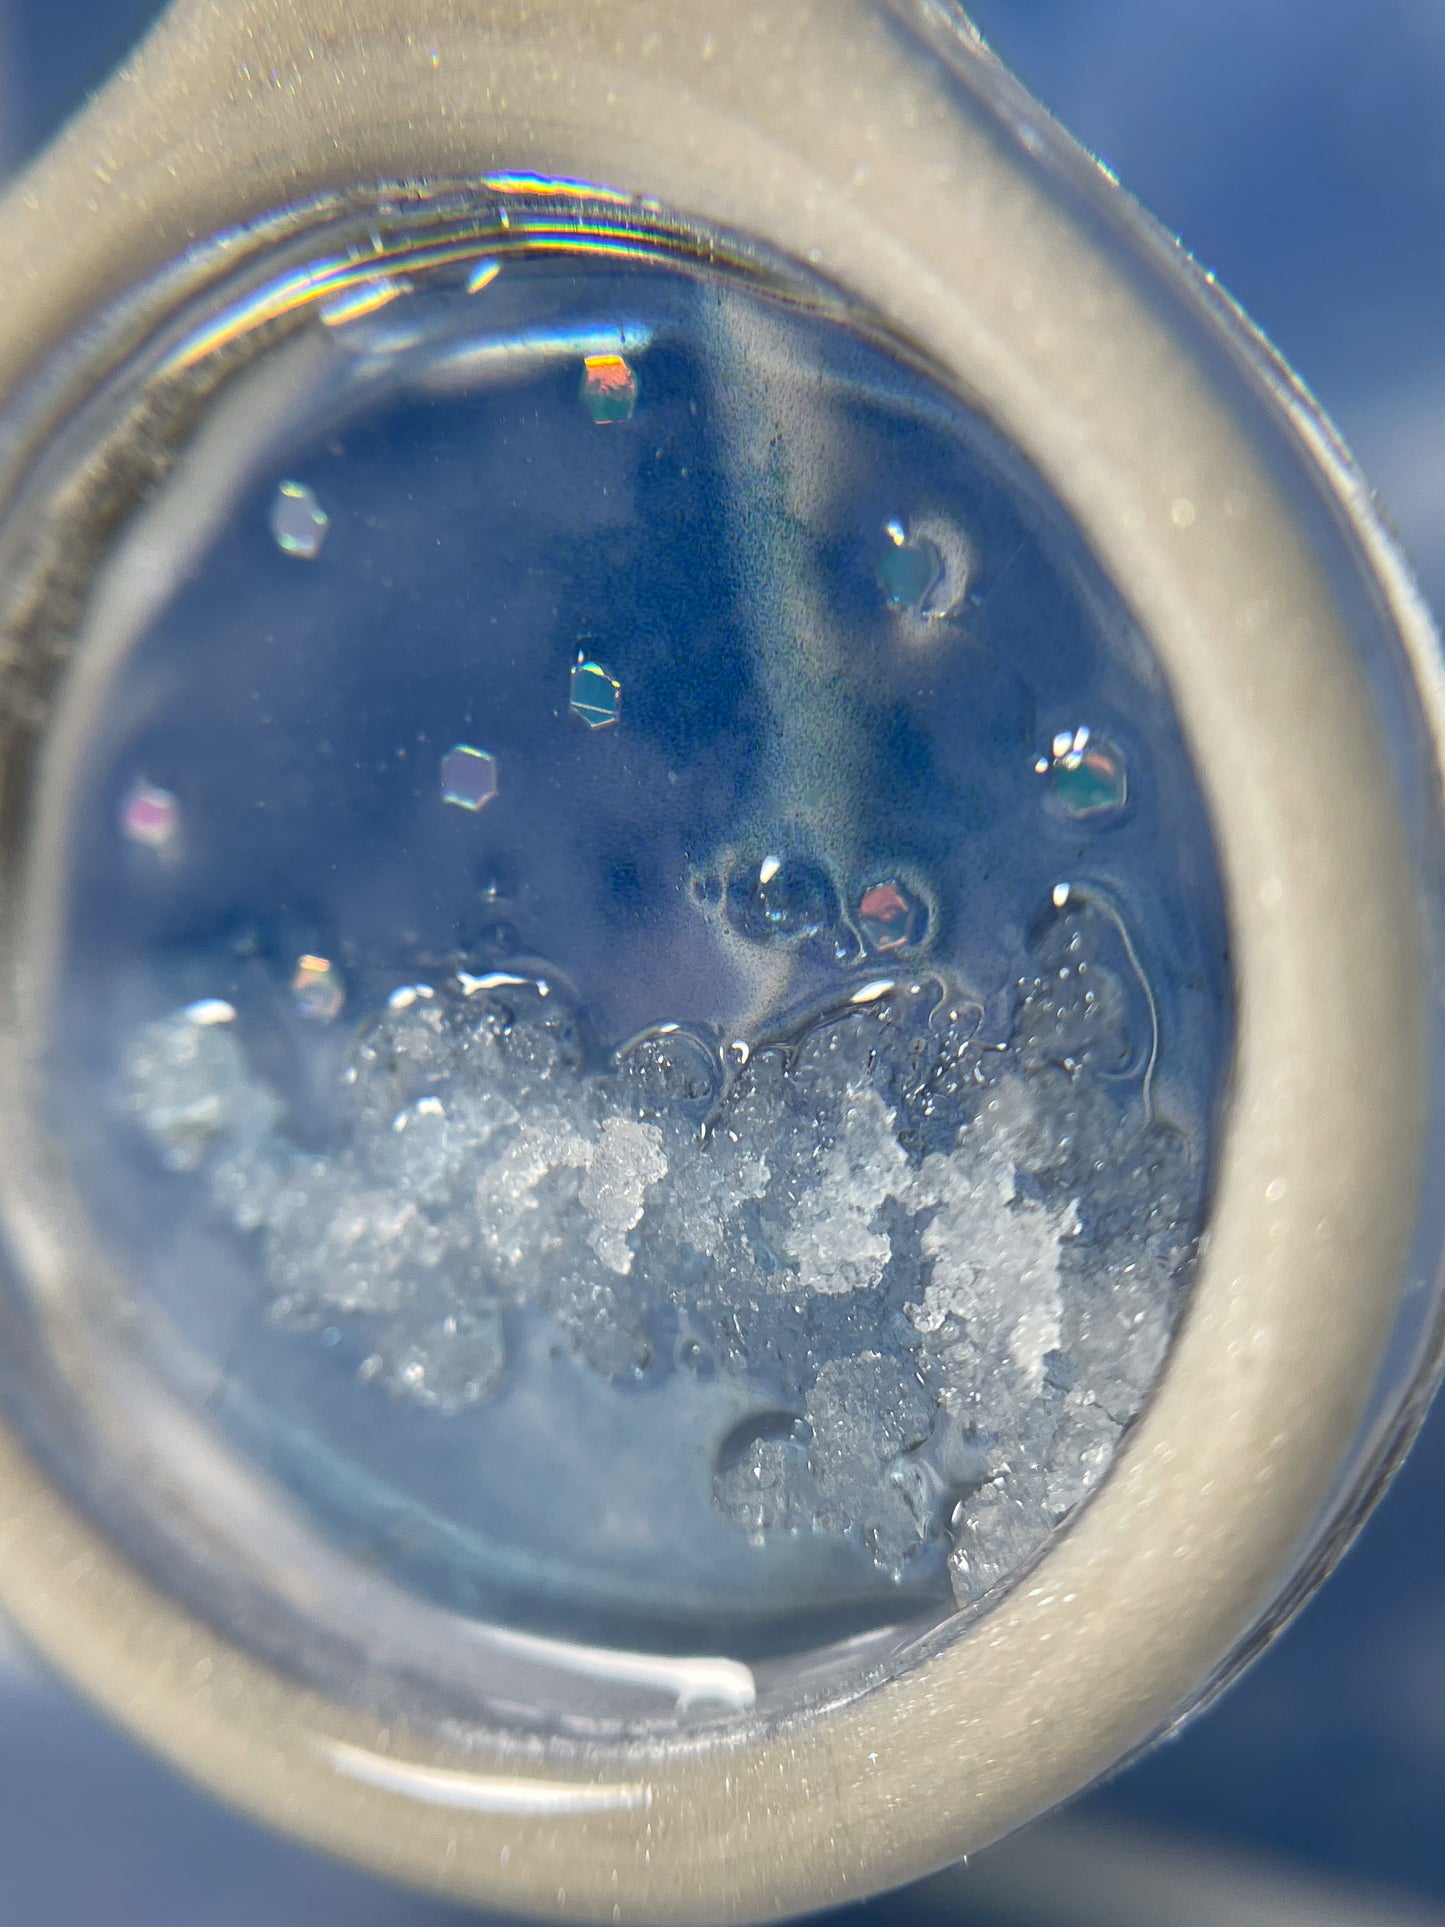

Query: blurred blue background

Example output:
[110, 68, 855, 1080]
[1, 3, 1444, 1923]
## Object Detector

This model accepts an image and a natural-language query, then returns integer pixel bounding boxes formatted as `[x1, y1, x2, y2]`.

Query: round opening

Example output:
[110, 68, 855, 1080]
[2, 194, 1231, 1719]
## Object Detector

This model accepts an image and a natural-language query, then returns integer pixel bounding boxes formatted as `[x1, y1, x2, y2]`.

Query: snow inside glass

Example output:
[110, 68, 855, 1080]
[35, 198, 1232, 1660]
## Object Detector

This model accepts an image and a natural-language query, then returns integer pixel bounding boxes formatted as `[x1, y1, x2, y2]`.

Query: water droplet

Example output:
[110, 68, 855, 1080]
[1041, 726, 1128, 819]
[570, 659, 622, 728]
[440, 743, 499, 811]
[291, 953, 346, 1023]
[725, 854, 837, 944]
[857, 878, 926, 953]
[119, 778, 178, 851]
[580, 353, 638, 424]
[269, 479, 329, 559]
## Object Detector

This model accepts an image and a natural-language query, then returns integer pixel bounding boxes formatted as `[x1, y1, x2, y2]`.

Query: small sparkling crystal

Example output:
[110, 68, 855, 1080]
[439, 743, 499, 811]
[268, 479, 329, 559]
[570, 659, 622, 728]
[580, 353, 638, 424]
[119, 778, 178, 851]
[291, 954, 346, 1023]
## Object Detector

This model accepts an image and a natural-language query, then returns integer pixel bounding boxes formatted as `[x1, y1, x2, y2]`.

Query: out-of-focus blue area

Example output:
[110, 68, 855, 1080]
[965, 0, 1445, 623]
[0, 2, 1443, 1922]
[958, 0, 1445, 1906]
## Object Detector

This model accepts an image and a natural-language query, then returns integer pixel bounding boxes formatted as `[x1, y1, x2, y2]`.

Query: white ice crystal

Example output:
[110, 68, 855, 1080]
[907, 1140, 1072, 1393]
[124, 947, 1203, 1608]
[579, 1116, 668, 1275]
[785, 1085, 911, 1295]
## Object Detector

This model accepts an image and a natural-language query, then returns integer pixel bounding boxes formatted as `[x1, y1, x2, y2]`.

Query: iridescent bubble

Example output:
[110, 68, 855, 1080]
[579, 353, 638, 424]
[269, 480, 329, 559]
[570, 659, 622, 729]
[1038, 726, 1129, 819]
[291, 954, 346, 1023]
[857, 878, 926, 953]
[119, 778, 178, 851]
[725, 853, 837, 944]
[439, 743, 499, 811]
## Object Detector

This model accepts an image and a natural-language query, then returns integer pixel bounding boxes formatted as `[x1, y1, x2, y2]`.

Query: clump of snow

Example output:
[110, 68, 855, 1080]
[126, 911, 1206, 1610]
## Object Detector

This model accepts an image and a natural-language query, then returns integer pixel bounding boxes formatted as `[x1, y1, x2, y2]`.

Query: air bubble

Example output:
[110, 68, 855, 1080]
[616, 1026, 721, 1116]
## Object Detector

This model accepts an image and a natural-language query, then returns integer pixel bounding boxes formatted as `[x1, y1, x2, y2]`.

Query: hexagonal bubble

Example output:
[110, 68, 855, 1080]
[579, 352, 639, 424]
[439, 743, 499, 811]
[13, 195, 1231, 1675]
[856, 878, 926, 954]
[1038, 725, 1129, 820]
[569, 659, 622, 728]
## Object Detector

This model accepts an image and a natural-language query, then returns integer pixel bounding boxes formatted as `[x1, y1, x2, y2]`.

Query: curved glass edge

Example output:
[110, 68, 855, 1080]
[889, 0, 1445, 1765]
